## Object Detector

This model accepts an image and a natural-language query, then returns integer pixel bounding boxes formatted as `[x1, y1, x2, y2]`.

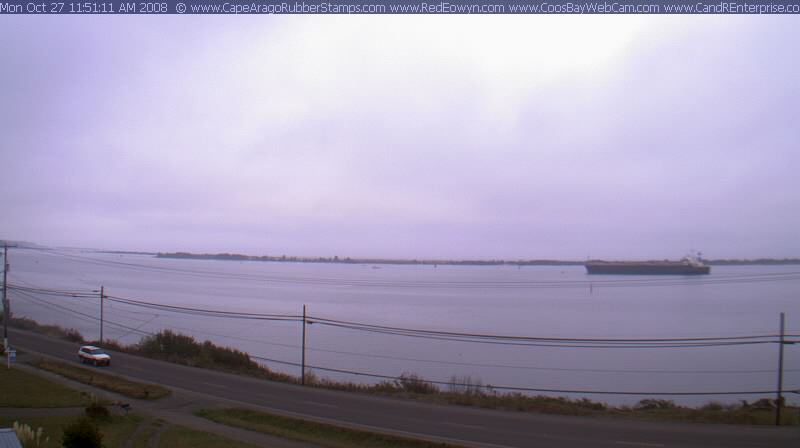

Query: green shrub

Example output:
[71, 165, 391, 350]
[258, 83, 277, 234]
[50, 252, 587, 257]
[135, 330, 265, 374]
[63, 328, 84, 343]
[396, 373, 439, 394]
[62, 417, 103, 448]
[701, 401, 724, 412]
[751, 398, 776, 409]
[635, 399, 678, 410]
[202, 341, 257, 370]
[85, 339, 125, 352]
[372, 380, 402, 393]
[137, 330, 201, 359]
[85, 401, 111, 422]
[6, 316, 85, 343]
[448, 375, 484, 395]
[576, 398, 607, 411]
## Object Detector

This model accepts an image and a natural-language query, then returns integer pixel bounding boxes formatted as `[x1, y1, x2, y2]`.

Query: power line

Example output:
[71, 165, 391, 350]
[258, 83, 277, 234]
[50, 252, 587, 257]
[310, 321, 781, 349]
[10, 282, 798, 348]
[105, 295, 301, 322]
[249, 354, 796, 397]
[304, 317, 794, 348]
[11, 290, 152, 337]
[307, 315, 785, 343]
[8, 284, 99, 298]
[98, 314, 800, 374]
[11, 287, 798, 398]
[292, 346, 799, 375]
[13, 287, 795, 375]
[10, 290, 99, 326]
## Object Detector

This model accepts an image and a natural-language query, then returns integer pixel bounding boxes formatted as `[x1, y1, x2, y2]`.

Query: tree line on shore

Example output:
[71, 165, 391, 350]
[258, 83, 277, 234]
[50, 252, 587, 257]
[156, 252, 800, 266]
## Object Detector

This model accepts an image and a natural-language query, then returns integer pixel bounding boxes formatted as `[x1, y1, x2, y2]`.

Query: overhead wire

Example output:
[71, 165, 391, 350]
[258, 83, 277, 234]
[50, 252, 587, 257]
[13, 285, 795, 374]
[248, 354, 797, 396]
[10, 290, 153, 337]
[9, 284, 799, 397]
[277, 345, 799, 374]
[9, 282, 797, 348]
[306, 315, 784, 343]
[308, 321, 780, 349]
[7, 283, 100, 298]
[104, 295, 301, 322]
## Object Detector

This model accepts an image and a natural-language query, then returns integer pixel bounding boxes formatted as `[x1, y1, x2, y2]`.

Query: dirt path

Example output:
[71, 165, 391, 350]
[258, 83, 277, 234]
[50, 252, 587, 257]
[0, 407, 83, 418]
[120, 418, 152, 448]
[147, 421, 166, 448]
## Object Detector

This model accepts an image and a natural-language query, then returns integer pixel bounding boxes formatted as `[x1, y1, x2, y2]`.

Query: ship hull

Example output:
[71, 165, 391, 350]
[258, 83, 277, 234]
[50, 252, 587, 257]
[585, 262, 710, 275]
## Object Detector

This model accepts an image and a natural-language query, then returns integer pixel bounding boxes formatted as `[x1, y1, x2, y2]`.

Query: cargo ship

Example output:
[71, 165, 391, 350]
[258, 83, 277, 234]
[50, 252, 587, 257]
[585, 253, 710, 275]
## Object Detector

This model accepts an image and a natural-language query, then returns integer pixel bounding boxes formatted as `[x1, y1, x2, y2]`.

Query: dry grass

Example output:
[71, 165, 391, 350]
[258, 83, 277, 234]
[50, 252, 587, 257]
[197, 408, 467, 448]
[0, 366, 87, 407]
[30, 358, 170, 400]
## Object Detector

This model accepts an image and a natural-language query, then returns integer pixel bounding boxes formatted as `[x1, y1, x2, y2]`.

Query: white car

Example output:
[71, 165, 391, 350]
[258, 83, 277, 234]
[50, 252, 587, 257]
[78, 345, 111, 366]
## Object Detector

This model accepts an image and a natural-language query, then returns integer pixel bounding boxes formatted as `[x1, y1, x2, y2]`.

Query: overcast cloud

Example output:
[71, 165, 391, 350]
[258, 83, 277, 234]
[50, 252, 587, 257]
[1, 15, 798, 259]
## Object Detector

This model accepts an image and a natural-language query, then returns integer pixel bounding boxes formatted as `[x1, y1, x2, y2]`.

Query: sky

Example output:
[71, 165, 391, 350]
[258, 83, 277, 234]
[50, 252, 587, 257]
[1, 15, 798, 260]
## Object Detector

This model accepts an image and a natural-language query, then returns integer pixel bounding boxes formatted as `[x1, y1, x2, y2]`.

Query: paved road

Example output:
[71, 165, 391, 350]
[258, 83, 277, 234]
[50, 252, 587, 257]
[11, 328, 799, 448]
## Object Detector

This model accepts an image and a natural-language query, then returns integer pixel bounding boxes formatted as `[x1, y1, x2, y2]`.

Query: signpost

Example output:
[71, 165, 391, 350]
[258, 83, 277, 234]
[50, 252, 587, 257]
[6, 348, 15, 369]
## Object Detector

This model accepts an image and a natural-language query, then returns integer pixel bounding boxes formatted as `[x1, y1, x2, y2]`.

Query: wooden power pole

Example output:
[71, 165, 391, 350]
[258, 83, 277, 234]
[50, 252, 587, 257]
[776, 312, 785, 426]
[2, 244, 9, 352]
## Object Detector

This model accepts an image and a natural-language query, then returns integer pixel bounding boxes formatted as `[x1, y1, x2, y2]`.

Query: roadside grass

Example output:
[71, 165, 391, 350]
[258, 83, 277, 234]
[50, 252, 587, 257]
[614, 400, 800, 426]
[29, 357, 171, 400]
[196, 407, 467, 448]
[414, 390, 608, 416]
[125, 417, 260, 448]
[158, 423, 260, 448]
[304, 373, 800, 426]
[0, 368, 261, 448]
[130, 418, 158, 448]
[0, 366, 87, 407]
[97, 414, 145, 447]
[3, 316, 84, 344]
[0, 366, 145, 446]
[349, 385, 799, 426]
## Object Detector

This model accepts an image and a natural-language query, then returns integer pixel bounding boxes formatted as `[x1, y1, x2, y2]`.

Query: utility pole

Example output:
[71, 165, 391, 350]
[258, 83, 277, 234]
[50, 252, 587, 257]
[301, 304, 307, 386]
[99, 286, 104, 345]
[2, 243, 10, 352]
[776, 312, 786, 426]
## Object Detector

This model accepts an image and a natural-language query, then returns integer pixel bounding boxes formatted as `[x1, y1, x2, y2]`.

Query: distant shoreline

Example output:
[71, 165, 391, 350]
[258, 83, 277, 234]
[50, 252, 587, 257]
[5, 240, 797, 266]
[155, 252, 581, 266]
[154, 252, 800, 266]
